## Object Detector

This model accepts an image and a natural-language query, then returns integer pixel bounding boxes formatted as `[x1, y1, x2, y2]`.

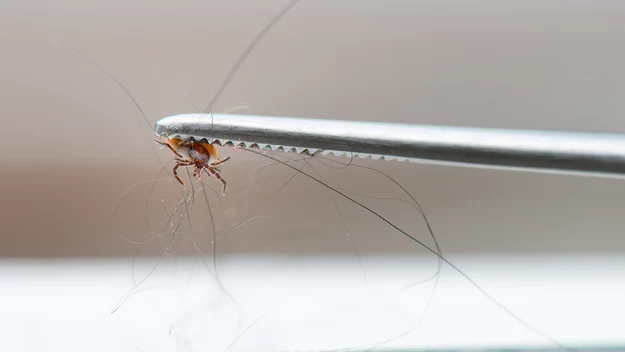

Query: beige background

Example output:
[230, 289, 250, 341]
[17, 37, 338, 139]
[2, 0, 625, 257]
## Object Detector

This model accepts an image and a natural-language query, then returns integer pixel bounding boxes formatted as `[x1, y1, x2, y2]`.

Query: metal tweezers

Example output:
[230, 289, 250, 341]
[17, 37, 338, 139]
[155, 113, 625, 177]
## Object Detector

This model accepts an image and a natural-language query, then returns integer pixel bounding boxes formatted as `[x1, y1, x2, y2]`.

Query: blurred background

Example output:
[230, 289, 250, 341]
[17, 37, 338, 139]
[1, 0, 624, 351]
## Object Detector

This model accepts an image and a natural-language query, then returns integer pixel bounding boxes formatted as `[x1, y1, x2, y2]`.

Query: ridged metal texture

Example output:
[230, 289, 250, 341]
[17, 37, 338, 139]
[155, 113, 625, 176]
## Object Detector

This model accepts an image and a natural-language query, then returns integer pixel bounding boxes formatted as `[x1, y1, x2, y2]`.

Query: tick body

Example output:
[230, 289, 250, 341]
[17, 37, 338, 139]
[156, 136, 230, 195]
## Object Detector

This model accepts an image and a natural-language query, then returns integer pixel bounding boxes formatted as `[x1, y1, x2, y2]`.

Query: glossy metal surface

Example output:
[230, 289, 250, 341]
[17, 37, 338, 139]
[155, 113, 625, 175]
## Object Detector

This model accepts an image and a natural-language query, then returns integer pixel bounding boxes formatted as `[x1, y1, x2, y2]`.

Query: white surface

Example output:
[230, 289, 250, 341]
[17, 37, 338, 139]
[2, 256, 624, 351]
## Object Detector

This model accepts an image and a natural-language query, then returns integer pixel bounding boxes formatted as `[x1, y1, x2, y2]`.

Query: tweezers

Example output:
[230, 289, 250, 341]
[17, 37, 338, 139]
[155, 113, 625, 177]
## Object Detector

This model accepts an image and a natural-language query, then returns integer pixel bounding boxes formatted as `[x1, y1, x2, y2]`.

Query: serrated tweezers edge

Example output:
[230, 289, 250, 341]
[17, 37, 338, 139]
[154, 113, 625, 176]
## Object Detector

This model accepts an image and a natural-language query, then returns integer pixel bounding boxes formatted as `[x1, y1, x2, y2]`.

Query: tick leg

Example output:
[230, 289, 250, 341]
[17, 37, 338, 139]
[205, 167, 227, 195]
[155, 139, 184, 158]
[173, 164, 184, 185]
[195, 165, 203, 182]
[173, 162, 193, 186]
[202, 166, 212, 177]
[210, 156, 230, 167]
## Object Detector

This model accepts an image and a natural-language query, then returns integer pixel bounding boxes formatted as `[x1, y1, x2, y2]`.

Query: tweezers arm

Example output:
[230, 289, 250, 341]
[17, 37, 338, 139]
[155, 113, 625, 176]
